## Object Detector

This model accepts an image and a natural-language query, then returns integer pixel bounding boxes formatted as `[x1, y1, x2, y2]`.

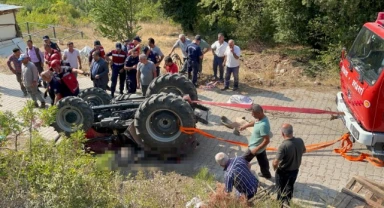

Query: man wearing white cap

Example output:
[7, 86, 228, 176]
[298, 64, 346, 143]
[20, 54, 46, 108]
[215, 152, 259, 200]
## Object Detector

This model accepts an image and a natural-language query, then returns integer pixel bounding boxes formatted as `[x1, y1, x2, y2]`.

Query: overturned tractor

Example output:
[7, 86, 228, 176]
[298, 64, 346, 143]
[51, 74, 209, 159]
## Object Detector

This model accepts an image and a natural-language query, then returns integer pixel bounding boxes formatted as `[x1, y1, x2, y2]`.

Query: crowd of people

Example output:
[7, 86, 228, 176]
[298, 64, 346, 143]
[6, 33, 242, 105]
[5, 33, 305, 206]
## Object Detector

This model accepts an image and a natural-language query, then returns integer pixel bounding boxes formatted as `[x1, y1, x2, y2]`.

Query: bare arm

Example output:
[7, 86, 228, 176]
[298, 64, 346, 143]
[239, 120, 256, 131]
[136, 69, 141, 89]
[72, 68, 84, 74]
[6, 57, 15, 73]
[272, 159, 279, 171]
[77, 54, 82, 69]
[250, 135, 270, 155]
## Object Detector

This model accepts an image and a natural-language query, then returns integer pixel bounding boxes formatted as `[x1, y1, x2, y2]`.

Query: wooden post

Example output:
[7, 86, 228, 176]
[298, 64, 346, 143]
[27, 22, 31, 40]
[53, 26, 57, 39]
[81, 31, 83, 38]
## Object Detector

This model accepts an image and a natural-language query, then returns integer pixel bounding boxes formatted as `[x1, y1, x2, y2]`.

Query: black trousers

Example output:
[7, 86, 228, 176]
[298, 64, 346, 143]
[275, 169, 299, 205]
[243, 149, 271, 177]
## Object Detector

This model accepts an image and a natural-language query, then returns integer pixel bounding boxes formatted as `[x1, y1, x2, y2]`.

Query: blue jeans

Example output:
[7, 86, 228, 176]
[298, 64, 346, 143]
[224, 66, 239, 88]
[111, 64, 125, 96]
[187, 61, 199, 85]
[213, 55, 225, 80]
[275, 169, 299, 205]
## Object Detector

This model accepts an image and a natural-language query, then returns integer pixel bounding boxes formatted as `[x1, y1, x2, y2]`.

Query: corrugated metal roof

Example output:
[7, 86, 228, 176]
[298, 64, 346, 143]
[0, 4, 23, 12]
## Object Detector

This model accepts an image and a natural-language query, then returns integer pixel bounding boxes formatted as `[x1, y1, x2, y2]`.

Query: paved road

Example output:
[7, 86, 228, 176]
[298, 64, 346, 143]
[1, 73, 383, 207]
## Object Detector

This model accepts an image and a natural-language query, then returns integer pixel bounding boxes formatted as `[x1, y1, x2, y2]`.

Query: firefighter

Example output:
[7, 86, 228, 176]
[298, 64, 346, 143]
[106, 42, 127, 97]
[124, 50, 139, 93]
[43, 59, 86, 104]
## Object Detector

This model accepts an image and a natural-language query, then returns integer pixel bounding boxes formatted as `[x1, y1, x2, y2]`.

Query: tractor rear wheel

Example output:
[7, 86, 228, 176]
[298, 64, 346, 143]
[134, 93, 196, 157]
[78, 87, 112, 106]
[146, 74, 198, 101]
[52, 96, 94, 136]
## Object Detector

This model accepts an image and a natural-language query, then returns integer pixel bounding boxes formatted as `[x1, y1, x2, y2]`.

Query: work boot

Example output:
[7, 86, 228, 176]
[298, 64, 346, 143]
[188, 72, 192, 80]
[34, 102, 39, 108]
[23, 91, 28, 97]
[258, 173, 272, 179]
[40, 102, 46, 109]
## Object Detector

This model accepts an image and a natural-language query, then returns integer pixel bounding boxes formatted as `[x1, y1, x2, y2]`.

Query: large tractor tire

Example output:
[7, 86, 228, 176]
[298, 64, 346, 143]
[146, 74, 198, 101]
[134, 93, 196, 157]
[52, 96, 94, 136]
[78, 87, 112, 106]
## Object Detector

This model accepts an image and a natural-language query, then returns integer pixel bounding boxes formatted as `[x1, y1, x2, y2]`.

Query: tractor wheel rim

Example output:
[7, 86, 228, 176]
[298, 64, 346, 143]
[83, 95, 103, 107]
[146, 109, 182, 143]
[56, 106, 84, 132]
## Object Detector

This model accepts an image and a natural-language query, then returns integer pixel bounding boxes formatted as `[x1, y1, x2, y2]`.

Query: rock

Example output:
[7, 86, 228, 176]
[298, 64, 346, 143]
[279, 69, 287, 74]
[275, 63, 281, 73]
[314, 81, 322, 85]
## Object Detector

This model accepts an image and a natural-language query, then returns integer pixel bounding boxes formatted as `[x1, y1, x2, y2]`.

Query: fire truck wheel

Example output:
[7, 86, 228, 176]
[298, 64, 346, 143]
[134, 93, 196, 157]
[146, 74, 198, 101]
[52, 96, 94, 136]
[78, 87, 112, 107]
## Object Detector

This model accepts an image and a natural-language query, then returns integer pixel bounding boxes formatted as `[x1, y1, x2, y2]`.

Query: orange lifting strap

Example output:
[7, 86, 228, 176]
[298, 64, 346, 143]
[179, 127, 384, 167]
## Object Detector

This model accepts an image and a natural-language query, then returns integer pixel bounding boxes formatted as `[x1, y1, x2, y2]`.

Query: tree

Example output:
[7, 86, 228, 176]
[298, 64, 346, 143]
[89, 0, 142, 41]
[159, 0, 200, 32]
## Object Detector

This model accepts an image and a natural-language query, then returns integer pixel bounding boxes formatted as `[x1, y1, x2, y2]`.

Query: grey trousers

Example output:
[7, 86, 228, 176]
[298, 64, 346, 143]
[26, 86, 45, 103]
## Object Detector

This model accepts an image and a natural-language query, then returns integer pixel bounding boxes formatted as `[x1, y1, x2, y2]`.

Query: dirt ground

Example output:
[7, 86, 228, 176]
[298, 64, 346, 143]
[0, 22, 340, 92]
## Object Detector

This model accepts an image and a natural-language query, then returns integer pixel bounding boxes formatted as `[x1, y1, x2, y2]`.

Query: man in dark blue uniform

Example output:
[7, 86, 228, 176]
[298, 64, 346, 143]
[124, 50, 140, 93]
[185, 35, 203, 87]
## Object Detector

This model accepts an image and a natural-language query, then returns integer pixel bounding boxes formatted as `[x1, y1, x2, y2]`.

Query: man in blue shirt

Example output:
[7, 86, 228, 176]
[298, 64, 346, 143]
[239, 104, 272, 179]
[124, 50, 139, 93]
[185, 35, 203, 86]
[215, 152, 259, 200]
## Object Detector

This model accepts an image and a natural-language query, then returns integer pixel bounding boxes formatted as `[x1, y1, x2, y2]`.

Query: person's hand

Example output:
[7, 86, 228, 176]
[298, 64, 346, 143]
[230, 47, 234, 53]
[95, 75, 100, 79]
[239, 125, 247, 131]
[119, 69, 124, 73]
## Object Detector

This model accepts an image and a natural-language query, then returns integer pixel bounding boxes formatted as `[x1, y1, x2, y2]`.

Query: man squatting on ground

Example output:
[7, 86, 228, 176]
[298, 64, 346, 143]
[215, 152, 259, 201]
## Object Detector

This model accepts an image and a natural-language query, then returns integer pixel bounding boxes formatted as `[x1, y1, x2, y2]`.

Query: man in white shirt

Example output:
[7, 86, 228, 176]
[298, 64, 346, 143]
[211, 33, 228, 82]
[63, 41, 82, 69]
[222, 39, 241, 91]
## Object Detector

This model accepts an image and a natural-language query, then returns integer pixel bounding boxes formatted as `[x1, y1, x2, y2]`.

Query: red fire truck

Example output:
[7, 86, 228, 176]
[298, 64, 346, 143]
[337, 12, 384, 156]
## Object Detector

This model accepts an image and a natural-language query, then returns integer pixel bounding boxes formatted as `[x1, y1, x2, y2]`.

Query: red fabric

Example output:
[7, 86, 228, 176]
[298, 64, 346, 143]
[166, 63, 179, 74]
[110, 50, 127, 64]
[44, 49, 61, 68]
[127, 43, 140, 55]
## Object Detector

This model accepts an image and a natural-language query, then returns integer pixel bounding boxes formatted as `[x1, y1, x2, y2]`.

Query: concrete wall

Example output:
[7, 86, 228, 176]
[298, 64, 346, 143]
[0, 13, 16, 41]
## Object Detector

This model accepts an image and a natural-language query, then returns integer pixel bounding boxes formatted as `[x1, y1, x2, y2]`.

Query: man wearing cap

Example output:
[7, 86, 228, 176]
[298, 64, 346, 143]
[239, 103, 272, 179]
[127, 36, 141, 56]
[7, 48, 27, 96]
[148, 38, 164, 76]
[106, 42, 127, 96]
[169, 34, 192, 73]
[185, 35, 203, 87]
[88, 40, 106, 66]
[215, 152, 259, 201]
[90, 51, 109, 90]
[20, 54, 46, 108]
[124, 50, 139, 93]
[43, 35, 61, 52]
[63, 42, 82, 72]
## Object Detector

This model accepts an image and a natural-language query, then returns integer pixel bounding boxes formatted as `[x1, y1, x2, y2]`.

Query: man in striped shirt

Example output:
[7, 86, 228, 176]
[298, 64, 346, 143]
[215, 152, 259, 200]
